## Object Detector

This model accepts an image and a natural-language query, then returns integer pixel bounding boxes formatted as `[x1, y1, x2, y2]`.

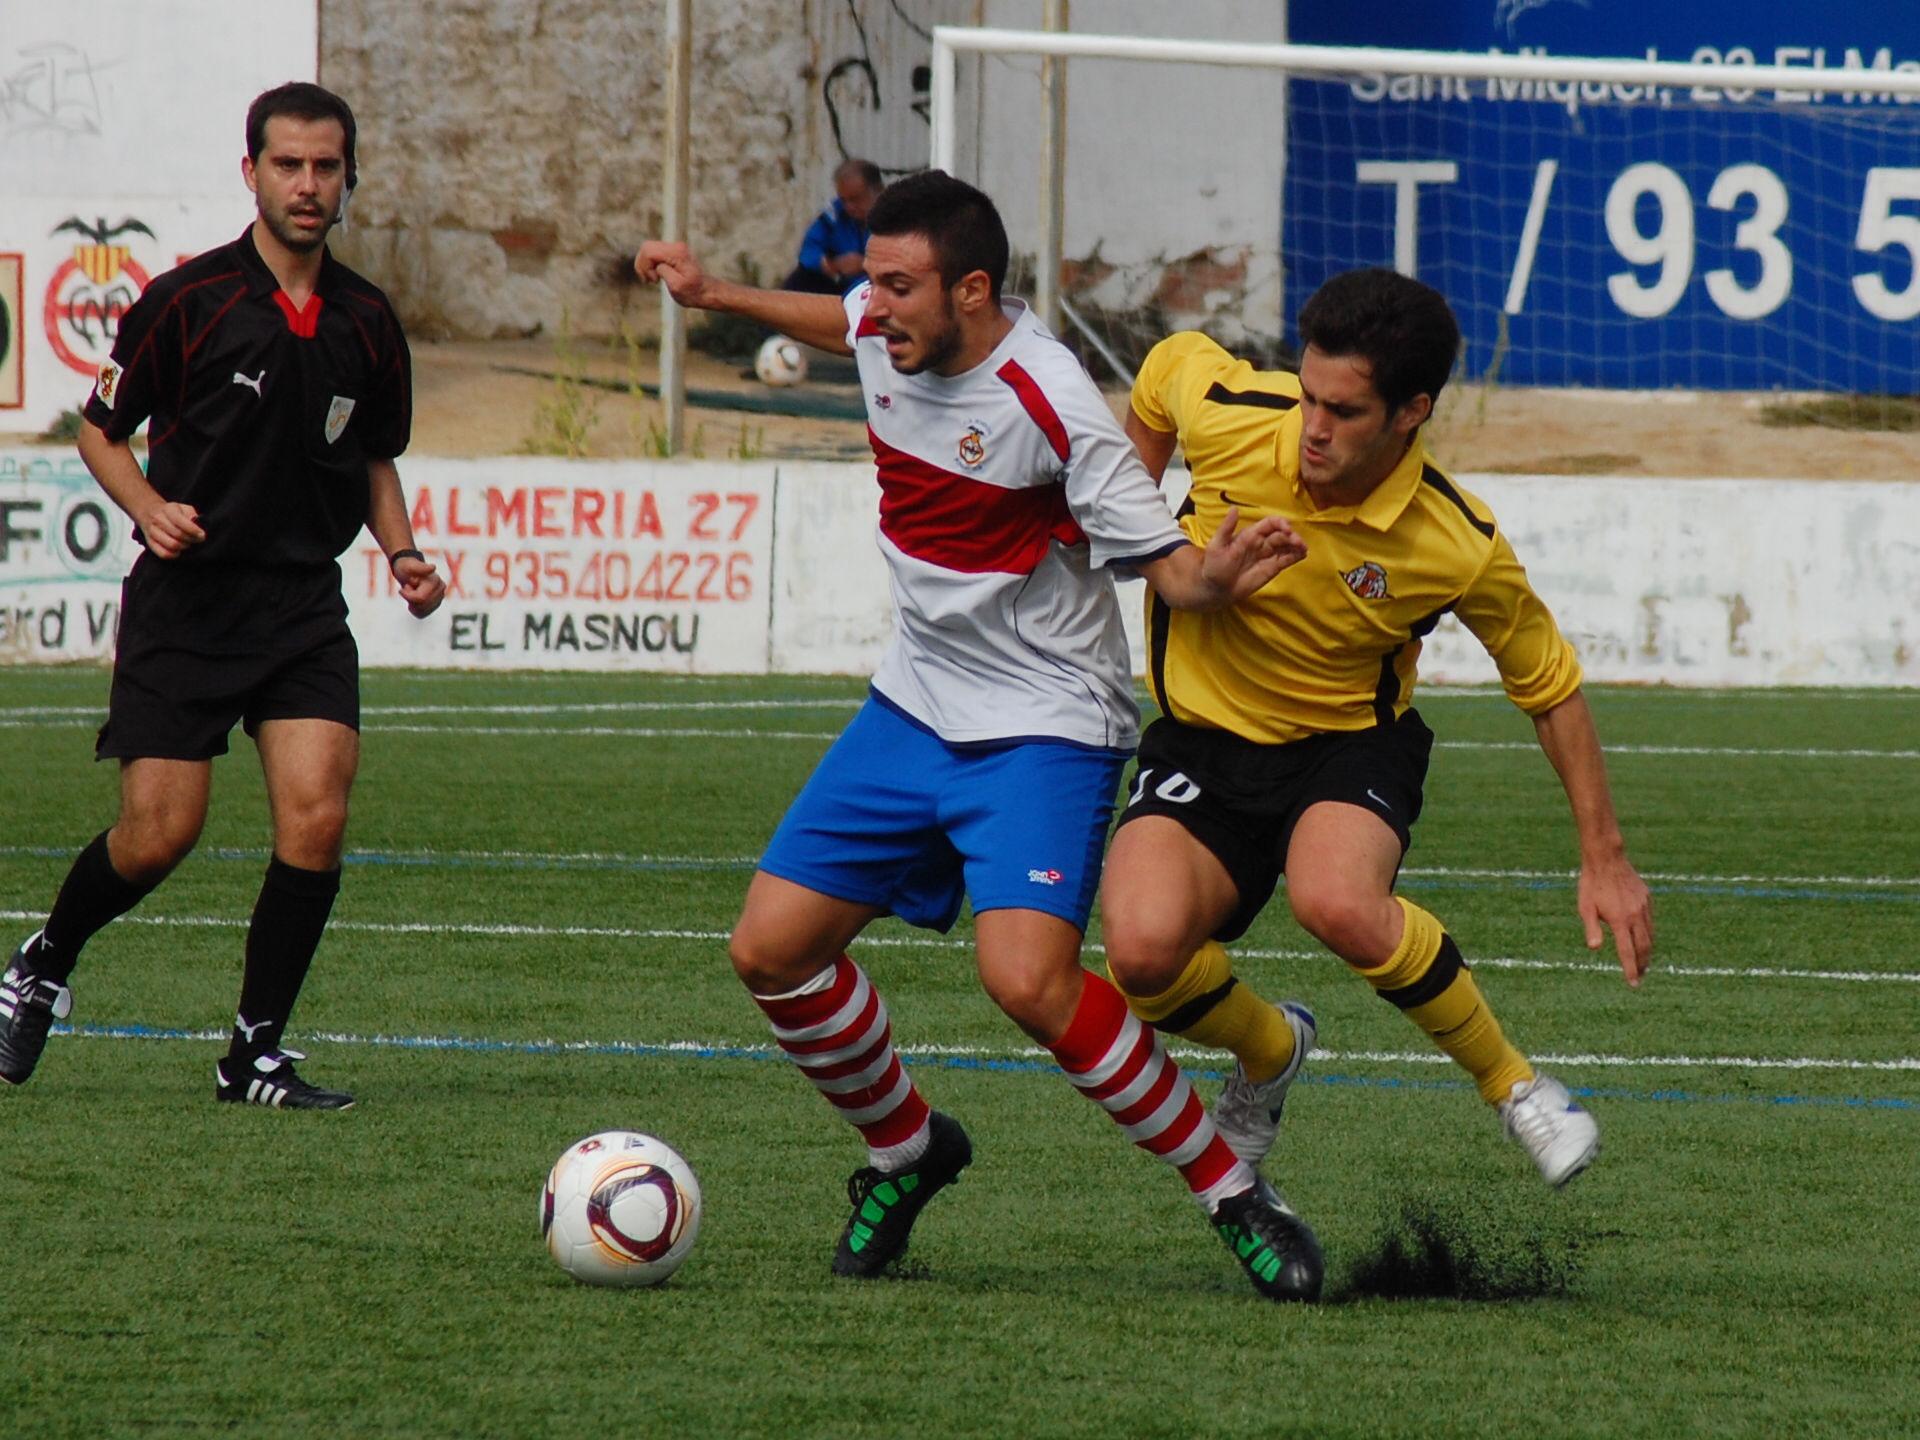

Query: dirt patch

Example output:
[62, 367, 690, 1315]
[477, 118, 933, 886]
[1425, 383, 1920, 480]
[7, 341, 1919, 481]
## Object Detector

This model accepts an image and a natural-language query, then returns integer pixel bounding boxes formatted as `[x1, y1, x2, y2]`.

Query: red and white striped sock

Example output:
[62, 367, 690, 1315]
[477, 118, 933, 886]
[752, 955, 933, 1171]
[1049, 971, 1255, 1212]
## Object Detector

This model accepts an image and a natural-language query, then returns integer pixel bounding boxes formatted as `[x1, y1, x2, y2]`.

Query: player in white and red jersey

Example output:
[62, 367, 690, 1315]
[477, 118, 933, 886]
[636, 171, 1324, 1301]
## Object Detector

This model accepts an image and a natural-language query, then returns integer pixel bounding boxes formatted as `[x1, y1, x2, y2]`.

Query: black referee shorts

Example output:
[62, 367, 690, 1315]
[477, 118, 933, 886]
[1113, 710, 1435, 942]
[96, 557, 360, 762]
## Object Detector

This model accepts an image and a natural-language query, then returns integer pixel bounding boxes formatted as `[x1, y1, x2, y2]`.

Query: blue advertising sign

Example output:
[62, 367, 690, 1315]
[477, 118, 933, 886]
[1285, 2, 1920, 390]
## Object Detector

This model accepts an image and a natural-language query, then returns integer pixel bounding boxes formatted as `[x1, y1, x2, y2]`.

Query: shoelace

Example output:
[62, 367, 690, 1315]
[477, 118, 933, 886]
[1503, 1085, 1562, 1146]
[845, 1167, 884, 1207]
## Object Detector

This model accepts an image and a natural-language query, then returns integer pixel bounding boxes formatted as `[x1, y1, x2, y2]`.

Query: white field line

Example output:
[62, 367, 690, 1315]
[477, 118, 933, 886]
[363, 699, 862, 716]
[1401, 865, 1920, 889]
[350, 847, 763, 866]
[368, 724, 842, 739]
[1439, 741, 1920, 759]
[1418, 688, 1920, 702]
[3, 711, 1915, 755]
[51, 1021, 1920, 1074]
[7, 909, 1917, 986]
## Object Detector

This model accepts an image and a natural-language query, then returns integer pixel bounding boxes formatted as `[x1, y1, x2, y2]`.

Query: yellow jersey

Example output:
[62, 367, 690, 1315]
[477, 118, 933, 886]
[1132, 332, 1582, 745]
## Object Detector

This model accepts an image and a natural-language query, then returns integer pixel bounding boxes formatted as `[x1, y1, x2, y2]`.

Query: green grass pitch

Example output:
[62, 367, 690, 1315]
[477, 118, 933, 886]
[1, 666, 1916, 1439]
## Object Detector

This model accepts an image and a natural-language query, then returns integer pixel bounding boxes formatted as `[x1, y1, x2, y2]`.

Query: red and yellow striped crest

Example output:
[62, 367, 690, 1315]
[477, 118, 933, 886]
[73, 245, 129, 286]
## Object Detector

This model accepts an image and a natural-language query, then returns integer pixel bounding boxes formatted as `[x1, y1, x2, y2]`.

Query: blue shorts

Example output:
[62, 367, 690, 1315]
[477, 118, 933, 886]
[758, 695, 1130, 933]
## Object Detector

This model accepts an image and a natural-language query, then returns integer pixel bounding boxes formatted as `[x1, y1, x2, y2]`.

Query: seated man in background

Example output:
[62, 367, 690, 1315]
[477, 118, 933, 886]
[782, 158, 883, 295]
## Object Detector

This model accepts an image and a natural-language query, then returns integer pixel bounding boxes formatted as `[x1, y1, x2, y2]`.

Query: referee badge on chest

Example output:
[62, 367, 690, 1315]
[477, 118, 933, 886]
[324, 395, 356, 444]
[1342, 561, 1390, 600]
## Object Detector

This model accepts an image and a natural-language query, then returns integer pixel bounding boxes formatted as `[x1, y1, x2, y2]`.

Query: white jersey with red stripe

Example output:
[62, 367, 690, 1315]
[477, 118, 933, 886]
[845, 285, 1187, 751]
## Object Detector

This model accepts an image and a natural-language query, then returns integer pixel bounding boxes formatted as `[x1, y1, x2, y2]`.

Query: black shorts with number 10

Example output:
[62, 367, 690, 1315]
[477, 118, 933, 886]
[1114, 709, 1435, 942]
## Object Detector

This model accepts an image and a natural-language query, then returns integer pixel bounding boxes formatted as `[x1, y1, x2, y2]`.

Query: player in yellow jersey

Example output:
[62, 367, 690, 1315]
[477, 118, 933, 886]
[1099, 268, 1654, 1194]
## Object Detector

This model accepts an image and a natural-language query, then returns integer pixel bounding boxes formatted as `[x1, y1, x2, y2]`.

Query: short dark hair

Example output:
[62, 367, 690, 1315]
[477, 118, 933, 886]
[1296, 268, 1460, 413]
[836, 158, 884, 192]
[866, 169, 1008, 301]
[246, 82, 358, 191]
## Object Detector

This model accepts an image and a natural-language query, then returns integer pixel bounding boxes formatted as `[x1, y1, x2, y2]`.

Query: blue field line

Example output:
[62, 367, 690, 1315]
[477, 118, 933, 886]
[52, 1022, 1918, 1113]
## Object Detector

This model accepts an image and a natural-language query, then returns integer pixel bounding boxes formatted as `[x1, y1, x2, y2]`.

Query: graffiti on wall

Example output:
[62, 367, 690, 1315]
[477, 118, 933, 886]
[816, 0, 949, 175]
[0, 43, 105, 145]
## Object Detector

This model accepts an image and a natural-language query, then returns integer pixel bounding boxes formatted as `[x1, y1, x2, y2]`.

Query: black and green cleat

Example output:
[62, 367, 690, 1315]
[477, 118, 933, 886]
[1211, 1179, 1325, 1302]
[831, 1110, 972, 1278]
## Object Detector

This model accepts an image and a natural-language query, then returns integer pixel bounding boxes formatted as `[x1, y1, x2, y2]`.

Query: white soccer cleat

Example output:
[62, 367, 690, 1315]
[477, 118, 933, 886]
[1211, 1001, 1316, 1166]
[1499, 1073, 1599, 1188]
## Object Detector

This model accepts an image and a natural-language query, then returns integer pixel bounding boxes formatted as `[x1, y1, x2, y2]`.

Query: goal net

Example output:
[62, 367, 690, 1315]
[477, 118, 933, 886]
[933, 31, 1920, 396]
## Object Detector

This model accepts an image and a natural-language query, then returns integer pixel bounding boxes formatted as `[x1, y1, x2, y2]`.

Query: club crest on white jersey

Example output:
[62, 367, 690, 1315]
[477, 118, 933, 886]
[957, 422, 988, 467]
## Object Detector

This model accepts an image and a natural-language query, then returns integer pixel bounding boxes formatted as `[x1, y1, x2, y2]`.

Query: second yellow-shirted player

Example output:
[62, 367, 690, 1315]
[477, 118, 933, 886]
[1100, 268, 1655, 1194]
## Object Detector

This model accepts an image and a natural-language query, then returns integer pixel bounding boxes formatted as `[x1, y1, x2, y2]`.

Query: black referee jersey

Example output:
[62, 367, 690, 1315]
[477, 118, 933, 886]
[82, 226, 411, 568]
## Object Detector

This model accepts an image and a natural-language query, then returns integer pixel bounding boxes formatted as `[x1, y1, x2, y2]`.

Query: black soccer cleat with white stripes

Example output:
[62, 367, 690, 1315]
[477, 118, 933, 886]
[216, 1048, 354, 1110]
[0, 931, 73, 1087]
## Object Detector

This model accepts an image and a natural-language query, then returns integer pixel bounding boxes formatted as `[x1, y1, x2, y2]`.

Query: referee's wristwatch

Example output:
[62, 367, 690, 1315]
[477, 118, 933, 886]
[388, 547, 425, 574]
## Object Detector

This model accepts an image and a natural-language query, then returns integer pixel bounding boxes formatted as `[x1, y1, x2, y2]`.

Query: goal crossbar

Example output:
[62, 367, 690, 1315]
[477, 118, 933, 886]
[928, 27, 1920, 174]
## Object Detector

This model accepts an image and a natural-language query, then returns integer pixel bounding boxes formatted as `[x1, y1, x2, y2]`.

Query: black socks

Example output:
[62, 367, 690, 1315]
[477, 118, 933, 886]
[228, 857, 341, 1064]
[37, 831, 157, 982]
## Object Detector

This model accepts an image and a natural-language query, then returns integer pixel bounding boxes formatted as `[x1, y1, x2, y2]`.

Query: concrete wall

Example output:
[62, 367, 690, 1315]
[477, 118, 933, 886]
[319, 0, 829, 340]
[316, 0, 1290, 347]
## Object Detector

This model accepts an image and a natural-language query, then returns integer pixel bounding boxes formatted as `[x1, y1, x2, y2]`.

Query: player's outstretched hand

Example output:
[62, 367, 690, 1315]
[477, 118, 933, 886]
[138, 500, 206, 559]
[394, 553, 446, 619]
[634, 241, 716, 310]
[1580, 849, 1654, 987]
[1203, 506, 1308, 601]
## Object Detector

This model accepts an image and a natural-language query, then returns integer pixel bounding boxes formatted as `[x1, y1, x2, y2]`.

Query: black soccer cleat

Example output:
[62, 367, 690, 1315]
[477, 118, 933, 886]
[1211, 1177, 1325, 1303]
[216, 1048, 355, 1110]
[0, 932, 73, 1087]
[831, 1110, 973, 1278]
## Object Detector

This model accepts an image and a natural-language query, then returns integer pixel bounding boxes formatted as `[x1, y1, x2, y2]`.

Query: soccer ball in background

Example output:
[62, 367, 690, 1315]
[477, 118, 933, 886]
[754, 334, 809, 387]
[542, 1131, 703, 1287]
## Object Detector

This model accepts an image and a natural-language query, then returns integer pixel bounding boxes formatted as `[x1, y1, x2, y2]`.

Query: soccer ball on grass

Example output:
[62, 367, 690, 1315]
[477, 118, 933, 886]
[754, 335, 809, 387]
[542, 1130, 702, 1287]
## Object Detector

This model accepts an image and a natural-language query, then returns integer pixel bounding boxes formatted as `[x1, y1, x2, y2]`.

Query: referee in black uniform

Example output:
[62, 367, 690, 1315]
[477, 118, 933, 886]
[0, 83, 444, 1109]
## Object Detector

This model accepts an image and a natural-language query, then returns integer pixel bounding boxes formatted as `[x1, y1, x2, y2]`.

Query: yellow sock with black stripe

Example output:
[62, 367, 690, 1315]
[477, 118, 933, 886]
[1350, 899, 1535, 1105]
[1108, 940, 1297, 1083]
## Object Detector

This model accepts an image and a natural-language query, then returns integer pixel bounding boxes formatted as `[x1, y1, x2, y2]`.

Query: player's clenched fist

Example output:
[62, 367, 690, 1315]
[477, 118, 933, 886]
[634, 241, 717, 310]
[136, 500, 207, 560]
[393, 554, 446, 619]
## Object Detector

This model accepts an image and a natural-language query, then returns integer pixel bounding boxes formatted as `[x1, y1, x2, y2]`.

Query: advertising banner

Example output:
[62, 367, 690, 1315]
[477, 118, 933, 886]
[0, 450, 140, 662]
[344, 458, 779, 673]
[4, 449, 1915, 687]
